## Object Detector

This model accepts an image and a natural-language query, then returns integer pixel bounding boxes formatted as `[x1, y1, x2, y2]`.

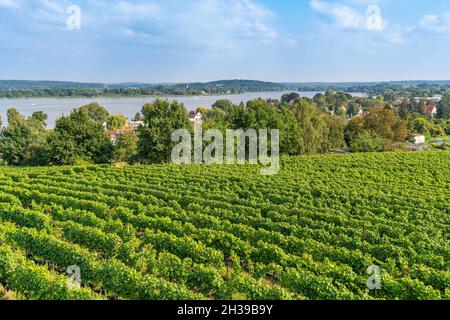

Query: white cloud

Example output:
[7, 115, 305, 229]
[310, 0, 387, 31]
[419, 13, 450, 33]
[177, 0, 278, 45]
[1, 0, 282, 54]
[114, 1, 161, 21]
[20, 0, 73, 27]
[117, 0, 279, 51]
[0, 0, 22, 8]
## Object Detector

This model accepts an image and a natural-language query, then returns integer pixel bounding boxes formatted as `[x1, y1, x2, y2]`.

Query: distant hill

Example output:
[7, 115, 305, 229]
[283, 80, 450, 92]
[0, 79, 285, 90]
[1, 79, 449, 98]
[171, 80, 286, 92]
[0, 80, 106, 90]
[0, 79, 288, 98]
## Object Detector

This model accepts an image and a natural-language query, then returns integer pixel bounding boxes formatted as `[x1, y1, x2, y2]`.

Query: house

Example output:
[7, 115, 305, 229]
[106, 128, 134, 144]
[104, 119, 144, 143]
[423, 105, 438, 117]
[412, 135, 426, 145]
[414, 95, 442, 103]
[189, 111, 203, 122]
[128, 120, 144, 129]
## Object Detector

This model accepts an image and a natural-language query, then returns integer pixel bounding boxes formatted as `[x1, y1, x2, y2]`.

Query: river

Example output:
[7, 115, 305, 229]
[0, 91, 364, 127]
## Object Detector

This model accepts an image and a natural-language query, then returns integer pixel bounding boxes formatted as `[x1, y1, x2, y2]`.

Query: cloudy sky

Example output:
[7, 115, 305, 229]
[1, 0, 450, 83]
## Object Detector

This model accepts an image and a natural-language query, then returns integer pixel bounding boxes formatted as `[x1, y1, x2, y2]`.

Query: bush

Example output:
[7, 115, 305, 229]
[350, 131, 384, 152]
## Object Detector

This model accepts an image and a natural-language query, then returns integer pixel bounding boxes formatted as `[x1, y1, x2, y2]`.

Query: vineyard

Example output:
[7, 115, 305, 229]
[0, 151, 448, 300]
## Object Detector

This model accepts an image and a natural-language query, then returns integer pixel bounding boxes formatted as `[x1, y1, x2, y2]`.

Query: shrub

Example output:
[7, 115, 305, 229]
[350, 131, 384, 152]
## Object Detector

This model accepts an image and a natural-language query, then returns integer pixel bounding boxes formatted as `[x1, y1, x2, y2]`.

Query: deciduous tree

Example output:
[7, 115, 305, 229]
[137, 99, 191, 164]
[437, 92, 450, 119]
[45, 109, 113, 165]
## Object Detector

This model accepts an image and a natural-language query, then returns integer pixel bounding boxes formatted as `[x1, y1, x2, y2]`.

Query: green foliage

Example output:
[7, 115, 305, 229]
[6, 108, 24, 126]
[0, 152, 448, 300]
[137, 99, 191, 164]
[323, 114, 346, 150]
[106, 114, 127, 130]
[411, 117, 446, 137]
[437, 92, 450, 119]
[350, 131, 384, 152]
[45, 109, 114, 165]
[0, 109, 48, 166]
[291, 99, 328, 154]
[346, 107, 408, 151]
[212, 99, 235, 111]
[31, 111, 48, 126]
[79, 103, 109, 124]
[0, 123, 34, 165]
[114, 133, 138, 163]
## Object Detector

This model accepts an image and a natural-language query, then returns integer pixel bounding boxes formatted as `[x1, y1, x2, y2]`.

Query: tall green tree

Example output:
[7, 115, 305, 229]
[137, 99, 191, 164]
[437, 92, 450, 119]
[114, 133, 138, 163]
[79, 103, 110, 124]
[106, 114, 127, 130]
[203, 108, 229, 131]
[31, 111, 48, 126]
[0, 109, 48, 165]
[350, 131, 384, 152]
[279, 108, 303, 155]
[322, 115, 346, 151]
[291, 99, 327, 154]
[211, 99, 235, 111]
[0, 124, 33, 165]
[240, 98, 302, 155]
[45, 109, 114, 165]
[7, 108, 24, 126]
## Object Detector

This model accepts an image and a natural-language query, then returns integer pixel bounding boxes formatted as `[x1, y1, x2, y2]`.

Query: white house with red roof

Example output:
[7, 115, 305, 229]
[189, 111, 203, 122]
[423, 105, 438, 117]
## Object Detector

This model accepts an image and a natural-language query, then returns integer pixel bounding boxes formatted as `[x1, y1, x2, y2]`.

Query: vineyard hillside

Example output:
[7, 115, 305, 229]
[0, 151, 449, 300]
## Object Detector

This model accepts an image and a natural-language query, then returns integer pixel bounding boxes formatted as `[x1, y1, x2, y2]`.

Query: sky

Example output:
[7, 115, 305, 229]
[1, 0, 450, 83]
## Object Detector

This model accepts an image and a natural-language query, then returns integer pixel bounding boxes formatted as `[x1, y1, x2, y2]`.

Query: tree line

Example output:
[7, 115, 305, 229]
[0, 91, 449, 166]
[0, 80, 286, 98]
[296, 83, 450, 99]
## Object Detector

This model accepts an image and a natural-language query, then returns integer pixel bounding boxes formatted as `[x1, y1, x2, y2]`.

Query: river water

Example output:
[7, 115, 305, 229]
[0, 91, 361, 127]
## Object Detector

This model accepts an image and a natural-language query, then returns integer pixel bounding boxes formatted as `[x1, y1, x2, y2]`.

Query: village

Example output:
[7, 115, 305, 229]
[104, 94, 449, 155]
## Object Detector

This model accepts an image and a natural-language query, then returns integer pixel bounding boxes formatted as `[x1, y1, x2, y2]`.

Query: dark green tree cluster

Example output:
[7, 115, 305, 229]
[45, 109, 114, 165]
[1, 91, 447, 167]
[0, 109, 48, 166]
[106, 114, 128, 130]
[0, 104, 114, 166]
[137, 99, 191, 164]
[437, 92, 450, 120]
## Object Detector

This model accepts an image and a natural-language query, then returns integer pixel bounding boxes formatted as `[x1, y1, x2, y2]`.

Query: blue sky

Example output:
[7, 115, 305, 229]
[1, 0, 450, 83]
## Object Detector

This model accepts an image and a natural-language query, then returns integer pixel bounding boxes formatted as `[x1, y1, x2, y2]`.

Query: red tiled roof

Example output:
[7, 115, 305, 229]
[423, 106, 436, 113]
[106, 128, 134, 136]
